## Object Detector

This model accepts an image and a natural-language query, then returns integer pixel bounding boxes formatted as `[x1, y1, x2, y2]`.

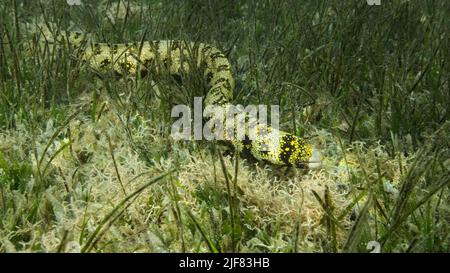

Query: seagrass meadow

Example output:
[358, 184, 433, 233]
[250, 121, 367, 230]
[0, 0, 448, 253]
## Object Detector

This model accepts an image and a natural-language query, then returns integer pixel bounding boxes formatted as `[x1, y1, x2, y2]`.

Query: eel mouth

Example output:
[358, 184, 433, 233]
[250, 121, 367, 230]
[307, 148, 322, 169]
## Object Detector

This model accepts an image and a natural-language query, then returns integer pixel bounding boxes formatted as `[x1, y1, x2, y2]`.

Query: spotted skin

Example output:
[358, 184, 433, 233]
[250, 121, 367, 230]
[47, 31, 315, 168]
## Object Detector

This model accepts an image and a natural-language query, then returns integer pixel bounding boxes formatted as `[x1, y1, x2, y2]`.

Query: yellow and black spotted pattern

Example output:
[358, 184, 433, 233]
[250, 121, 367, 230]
[46, 31, 318, 168]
